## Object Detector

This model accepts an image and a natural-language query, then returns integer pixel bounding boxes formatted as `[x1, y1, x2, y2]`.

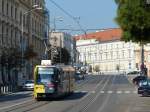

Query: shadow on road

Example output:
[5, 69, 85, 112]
[38, 92, 88, 101]
[64, 92, 87, 101]
[0, 92, 32, 102]
[113, 75, 131, 85]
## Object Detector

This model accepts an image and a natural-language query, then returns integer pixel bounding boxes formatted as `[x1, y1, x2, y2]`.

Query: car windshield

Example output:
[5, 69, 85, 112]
[25, 80, 34, 84]
[76, 73, 80, 75]
[37, 67, 54, 84]
[140, 79, 150, 86]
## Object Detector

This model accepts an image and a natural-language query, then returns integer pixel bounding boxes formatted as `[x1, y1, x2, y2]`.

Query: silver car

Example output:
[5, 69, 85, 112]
[23, 80, 34, 90]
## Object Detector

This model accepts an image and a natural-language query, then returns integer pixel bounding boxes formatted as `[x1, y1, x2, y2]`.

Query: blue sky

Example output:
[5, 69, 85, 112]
[45, 0, 119, 35]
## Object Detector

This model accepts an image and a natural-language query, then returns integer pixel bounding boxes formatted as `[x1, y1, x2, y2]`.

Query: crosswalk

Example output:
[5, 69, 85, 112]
[74, 90, 137, 94]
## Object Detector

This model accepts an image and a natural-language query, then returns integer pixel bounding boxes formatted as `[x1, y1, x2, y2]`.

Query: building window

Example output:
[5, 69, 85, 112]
[11, 5, 13, 18]
[6, 27, 9, 45]
[15, 7, 17, 19]
[122, 50, 125, 58]
[136, 63, 139, 70]
[11, 29, 13, 47]
[6, 3, 9, 15]
[20, 11, 22, 25]
[129, 61, 131, 69]
[2, 0, 4, 14]
[129, 49, 131, 58]
[116, 51, 119, 59]
[116, 44, 118, 48]
[15, 30, 17, 47]
[23, 15, 25, 27]
[111, 51, 113, 59]
[2, 23, 4, 44]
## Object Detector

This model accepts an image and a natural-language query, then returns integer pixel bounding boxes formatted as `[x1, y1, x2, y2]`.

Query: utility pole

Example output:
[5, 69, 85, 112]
[60, 35, 62, 63]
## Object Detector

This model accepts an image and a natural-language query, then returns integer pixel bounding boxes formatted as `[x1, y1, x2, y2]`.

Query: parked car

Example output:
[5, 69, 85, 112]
[75, 72, 85, 80]
[132, 76, 147, 85]
[138, 79, 150, 96]
[22, 80, 34, 90]
[127, 71, 140, 75]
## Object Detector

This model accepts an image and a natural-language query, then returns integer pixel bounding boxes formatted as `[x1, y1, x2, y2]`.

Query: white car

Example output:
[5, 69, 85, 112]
[23, 80, 34, 90]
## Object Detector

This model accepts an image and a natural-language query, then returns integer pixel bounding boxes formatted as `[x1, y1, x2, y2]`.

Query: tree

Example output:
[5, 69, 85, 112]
[94, 65, 100, 72]
[115, 0, 150, 43]
[0, 47, 22, 85]
[24, 45, 38, 60]
[1, 47, 22, 68]
[115, 0, 150, 74]
[116, 64, 120, 72]
[52, 47, 71, 65]
[89, 65, 92, 73]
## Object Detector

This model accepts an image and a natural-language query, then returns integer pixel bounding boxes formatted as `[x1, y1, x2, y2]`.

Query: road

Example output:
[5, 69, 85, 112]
[1, 74, 150, 112]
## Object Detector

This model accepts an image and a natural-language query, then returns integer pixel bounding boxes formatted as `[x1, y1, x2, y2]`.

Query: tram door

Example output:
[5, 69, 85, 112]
[55, 68, 63, 94]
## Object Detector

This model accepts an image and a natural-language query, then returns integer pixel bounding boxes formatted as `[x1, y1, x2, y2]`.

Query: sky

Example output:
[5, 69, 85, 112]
[45, 0, 119, 35]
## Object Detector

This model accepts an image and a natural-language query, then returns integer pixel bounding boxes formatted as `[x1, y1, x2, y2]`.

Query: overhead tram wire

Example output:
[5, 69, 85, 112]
[48, 0, 87, 39]
[55, 28, 104, 31]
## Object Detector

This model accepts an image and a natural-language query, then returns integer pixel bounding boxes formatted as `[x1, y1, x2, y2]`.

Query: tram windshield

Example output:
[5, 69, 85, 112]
[37, 67, 55, 84]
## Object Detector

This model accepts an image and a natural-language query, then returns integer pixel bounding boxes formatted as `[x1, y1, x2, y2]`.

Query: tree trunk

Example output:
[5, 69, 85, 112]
[140, 43, 145, 75]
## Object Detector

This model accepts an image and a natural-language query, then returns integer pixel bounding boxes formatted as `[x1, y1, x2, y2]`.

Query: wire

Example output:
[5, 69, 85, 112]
[48, 0, 87, 35]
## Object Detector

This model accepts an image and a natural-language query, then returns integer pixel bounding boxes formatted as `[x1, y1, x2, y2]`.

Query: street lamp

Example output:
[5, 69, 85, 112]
[52, 16, 63, 31]
[49, 16, 63, 64]
[21, 6, 42, 72]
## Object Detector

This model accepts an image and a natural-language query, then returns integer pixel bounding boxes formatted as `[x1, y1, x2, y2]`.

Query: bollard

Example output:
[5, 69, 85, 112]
[6, 86, 8, 93]
[3, 86, 5, 93]
[1, 86, 3, 94]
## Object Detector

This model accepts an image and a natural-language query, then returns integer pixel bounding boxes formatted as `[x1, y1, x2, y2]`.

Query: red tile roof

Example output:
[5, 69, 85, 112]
[74, 28, 122, 42]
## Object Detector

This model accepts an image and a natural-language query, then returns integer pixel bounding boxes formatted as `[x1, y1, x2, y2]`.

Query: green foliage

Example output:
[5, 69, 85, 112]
[53, 47, 71, 65]
[116, 64, 120, 72]
[115, 0, 150, 43]
[94, 65, 100, 72]
[1, 47, 22, 68]
[24, 45, 38, 60]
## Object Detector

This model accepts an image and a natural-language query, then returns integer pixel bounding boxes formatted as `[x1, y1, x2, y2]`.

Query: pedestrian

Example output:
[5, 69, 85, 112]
[144, 65, 147, 77]
[140, 63, 145, 75]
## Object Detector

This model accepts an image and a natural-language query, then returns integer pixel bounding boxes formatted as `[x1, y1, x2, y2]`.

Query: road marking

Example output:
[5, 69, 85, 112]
[124, 91, 131, 94]
[117, 91, 122, 94]
[107, 91, 113, 94]
[90, 91, 96, 94]
[98, 90, 137, 94]
[81, 91, 88, 93]
[133, 91, 137, 94]
[100, 91, 105, 93]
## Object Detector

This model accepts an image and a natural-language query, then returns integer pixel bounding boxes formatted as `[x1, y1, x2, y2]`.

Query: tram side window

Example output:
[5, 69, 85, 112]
[54, 69, 61, 82]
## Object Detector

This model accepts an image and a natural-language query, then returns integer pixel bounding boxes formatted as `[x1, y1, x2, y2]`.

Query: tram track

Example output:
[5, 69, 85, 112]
[1, 99, 51, 112]
[75, 75, 102, 91]
[62, 75, 111, 112]
[0, 75, 108, 112]
[0, 75, 98, 112]
[79, 75, 116, 112]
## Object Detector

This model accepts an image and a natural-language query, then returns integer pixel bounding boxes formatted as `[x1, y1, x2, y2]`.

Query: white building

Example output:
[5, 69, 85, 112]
[76, 28, 141, 73]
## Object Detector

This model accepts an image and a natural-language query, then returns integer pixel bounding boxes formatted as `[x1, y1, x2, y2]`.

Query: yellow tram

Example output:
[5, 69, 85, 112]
[33, 60, 75, 100]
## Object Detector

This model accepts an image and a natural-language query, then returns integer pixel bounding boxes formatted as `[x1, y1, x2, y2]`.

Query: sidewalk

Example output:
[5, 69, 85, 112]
[0, 85, 18, 96]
